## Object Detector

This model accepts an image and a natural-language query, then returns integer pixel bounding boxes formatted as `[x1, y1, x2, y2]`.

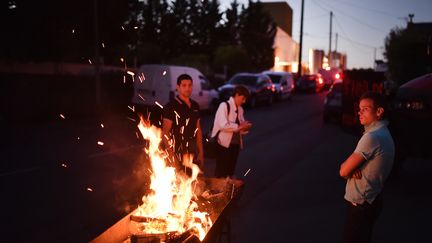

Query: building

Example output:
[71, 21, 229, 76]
[329, 51, 347, 70]
[309, 49, 325, 74]
[262, 2, 299, 73]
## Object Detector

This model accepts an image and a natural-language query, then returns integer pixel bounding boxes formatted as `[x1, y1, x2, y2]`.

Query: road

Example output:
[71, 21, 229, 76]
[1, 92, 431, 242]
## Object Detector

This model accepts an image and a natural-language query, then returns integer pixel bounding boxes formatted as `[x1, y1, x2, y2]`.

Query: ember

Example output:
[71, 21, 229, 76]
[134, 118, 211, 240]
[91, 117, 244, 243]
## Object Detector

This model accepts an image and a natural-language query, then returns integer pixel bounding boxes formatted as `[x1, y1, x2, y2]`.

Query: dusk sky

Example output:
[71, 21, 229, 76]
[220, 0, 432, 69]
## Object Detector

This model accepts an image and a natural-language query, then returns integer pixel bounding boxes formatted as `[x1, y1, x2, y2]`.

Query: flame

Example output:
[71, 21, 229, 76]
[134, 117, 212, 240]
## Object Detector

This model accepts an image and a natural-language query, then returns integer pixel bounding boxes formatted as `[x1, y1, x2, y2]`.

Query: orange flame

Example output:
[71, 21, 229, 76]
[134, 117, 212, 240]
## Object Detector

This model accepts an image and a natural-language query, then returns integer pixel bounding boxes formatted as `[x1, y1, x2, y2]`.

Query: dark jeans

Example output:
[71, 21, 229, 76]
[343, 193, 383, 243]
[215, 143, 240, 178]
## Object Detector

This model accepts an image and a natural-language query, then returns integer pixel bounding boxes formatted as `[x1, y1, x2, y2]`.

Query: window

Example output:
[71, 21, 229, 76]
[199, 76, 212, 90]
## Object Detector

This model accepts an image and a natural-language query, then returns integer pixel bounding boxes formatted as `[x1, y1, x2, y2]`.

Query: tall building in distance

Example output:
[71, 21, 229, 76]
[262, 2, 299, 73]
[309, 49, 325, 74]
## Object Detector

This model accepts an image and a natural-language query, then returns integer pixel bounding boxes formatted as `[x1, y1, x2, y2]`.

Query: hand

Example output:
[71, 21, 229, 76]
[239, 121, 252, 131]
[351, 169, 362, 179]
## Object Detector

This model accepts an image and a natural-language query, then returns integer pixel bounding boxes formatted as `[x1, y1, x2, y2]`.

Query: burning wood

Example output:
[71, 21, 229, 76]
[91, 117, 244, 243]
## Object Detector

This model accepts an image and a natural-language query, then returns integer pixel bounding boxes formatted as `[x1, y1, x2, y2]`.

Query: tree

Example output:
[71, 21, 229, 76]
[220, 0, 241, 46]
[191, 0, 222, 55]
[385, 23, 432, 85]
[239, 0, 276, 72]
[213, 45, 249, 78]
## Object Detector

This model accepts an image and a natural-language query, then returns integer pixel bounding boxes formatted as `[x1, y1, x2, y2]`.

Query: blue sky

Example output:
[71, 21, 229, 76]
[219, 0, 432, 69]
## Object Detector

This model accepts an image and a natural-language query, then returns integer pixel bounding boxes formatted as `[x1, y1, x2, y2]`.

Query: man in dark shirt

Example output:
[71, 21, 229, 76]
[162, 74, 204, 170]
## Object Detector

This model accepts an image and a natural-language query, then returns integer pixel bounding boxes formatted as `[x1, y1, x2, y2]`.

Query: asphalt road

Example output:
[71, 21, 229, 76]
[1, 92, 431, 242]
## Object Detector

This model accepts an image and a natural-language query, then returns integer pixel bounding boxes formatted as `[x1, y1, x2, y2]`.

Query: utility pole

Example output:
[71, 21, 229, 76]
[298, 0, 304, 77]
[335, 32, 338, 52]
[329, 11, 333, 68]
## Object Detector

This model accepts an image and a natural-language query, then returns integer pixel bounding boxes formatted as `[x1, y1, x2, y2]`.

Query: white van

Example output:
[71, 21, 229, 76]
[131, 64, 219, 111]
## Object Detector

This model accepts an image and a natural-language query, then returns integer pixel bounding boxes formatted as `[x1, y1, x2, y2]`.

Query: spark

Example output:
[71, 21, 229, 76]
[88, 59, 92, 65]
[120, 57, 124, 63]
[164, 134, 170, 140]
[87, 187, 93, 192]
[128, 105, 135, 112]
[180, 126, 184, 134]
[134, 26, 138, 29]
[100, 123, 104, 128]
[77, 137, 80, 140]
[194, 128, 198, 137]
[135, 132, 139, 139]
[185, 118, 190, 126]
[162, 70, 167, 75]
[127, 70, 135, 76]
[147, 169, 152, 174]
[123, 75, 126, 83]
[101, 43, 105, 48]
[61, 163, 68, 168]
[243, 168, 251, 177]
[175, 116, 179, 126]
[186, 142, 188, 147]
[59, 114, 66, 119]
[72, 29, 75, 34]
[138, 94, 145, 101]
[97, 141, 104, 146]
[158, 121, 161, 126]
[155, 101, 163, 109]
[138, 75, 143, 83]
[121, 26, 125, 30]
[127, 117, 137, 122]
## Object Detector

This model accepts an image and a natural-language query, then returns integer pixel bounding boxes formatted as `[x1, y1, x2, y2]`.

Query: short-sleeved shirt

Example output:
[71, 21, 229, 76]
[163, 96, 200, 155]
[344, 120, 395, 204]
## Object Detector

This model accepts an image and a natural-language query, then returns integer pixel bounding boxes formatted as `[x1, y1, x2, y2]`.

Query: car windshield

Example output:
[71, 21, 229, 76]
[267, 74, 282, 83]
[229, 75, 257, 86]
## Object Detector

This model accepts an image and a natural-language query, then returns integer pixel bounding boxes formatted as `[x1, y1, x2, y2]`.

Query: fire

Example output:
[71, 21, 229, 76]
[134, 117, 212, 240]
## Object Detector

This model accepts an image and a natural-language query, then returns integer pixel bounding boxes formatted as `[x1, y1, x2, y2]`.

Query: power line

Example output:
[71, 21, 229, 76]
[311, 0, 387, 33]
[304, 32, 327, 39]
[293, 13, 328, 24]
[338, 34, 375, 50]
[323, 0, 400, 19]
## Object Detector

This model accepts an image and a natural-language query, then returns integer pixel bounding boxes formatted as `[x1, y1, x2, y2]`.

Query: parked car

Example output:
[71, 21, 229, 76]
[318, 67, 342, 89]
[391, 73, 432, 160]
[296, 74, 325, 93]
[262, 71, 295, 101]
[323, 79, 343, 122]
[131, 64, 219, 111]
[218, 73, 274, 108]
